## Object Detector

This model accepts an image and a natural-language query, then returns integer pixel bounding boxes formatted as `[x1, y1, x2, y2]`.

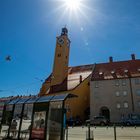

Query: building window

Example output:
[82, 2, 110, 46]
[95, 81, 99, 88]
[115, 91, 120, 97]
[123, 90, 127, 96]
[138, 101, 140, 107]
[135, 78, 140, 84]
[124, 102, 129, 108]
[116, 103, 121, 109]
[57, 54, 61, 57]
[122, 79, 126, 86]
[136, 89, 140, 96]
[115, 80, 120, 86]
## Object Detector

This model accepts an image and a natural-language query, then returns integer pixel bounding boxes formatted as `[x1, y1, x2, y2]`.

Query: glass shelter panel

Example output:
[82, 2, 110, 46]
[0, 102, 5, 125]
[0, 104, 13, 138]
[46, 101, 63, 140]
[26, 97, 39, 104]
[17, 98, 30, 104]
[51, 94, 68, 102]
[9, 98, 21, 105]
[9, 104, 23, 139]
[20, 103, 33, 140]
[36, 95, 54, 103]
[31, 103, 49, 140]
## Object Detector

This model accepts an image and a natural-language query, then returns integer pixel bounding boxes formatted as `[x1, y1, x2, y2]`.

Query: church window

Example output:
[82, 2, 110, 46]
[57, 54, 61, 57]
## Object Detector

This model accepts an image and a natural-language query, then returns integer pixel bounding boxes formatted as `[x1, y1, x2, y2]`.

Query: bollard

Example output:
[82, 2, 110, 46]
[86, 123, 94, 140]
[88, 124, 91, 140]
[113, 124, 117, 140]
[66, 127, 68, 140]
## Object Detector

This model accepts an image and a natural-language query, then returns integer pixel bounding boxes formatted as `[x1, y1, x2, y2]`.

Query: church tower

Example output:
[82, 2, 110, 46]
[51, 27, 70, 86]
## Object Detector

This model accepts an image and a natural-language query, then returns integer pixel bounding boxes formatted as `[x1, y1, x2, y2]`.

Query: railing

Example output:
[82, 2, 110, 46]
[66, 126, 140, 140]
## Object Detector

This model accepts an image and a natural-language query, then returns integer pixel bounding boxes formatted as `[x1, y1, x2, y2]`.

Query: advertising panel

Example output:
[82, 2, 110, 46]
[0, 105, 13, 137]
[31, 111, 46, 139]
[0, 102, 4, 124]
[9, 104, 23, 138]
[46, 101, 63, 140]
[20, 104, 33, 139]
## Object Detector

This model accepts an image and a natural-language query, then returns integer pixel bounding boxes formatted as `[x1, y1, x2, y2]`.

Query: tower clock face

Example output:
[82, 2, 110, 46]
[58, 37, 64, 45]
[67, 40, 70, 47]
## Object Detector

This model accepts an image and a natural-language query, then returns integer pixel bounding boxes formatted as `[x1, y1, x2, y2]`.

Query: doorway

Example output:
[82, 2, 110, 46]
[100, 107, 110, 120]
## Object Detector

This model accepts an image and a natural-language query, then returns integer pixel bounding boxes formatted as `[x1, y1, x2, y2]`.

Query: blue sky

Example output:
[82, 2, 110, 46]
[0, 0, 140, 97]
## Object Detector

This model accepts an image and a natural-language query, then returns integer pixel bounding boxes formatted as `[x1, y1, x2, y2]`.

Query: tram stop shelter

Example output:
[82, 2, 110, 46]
[0, 93, 77, 140]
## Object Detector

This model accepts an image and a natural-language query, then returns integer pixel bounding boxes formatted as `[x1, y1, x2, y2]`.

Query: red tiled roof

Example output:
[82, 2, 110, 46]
[40, 64, 94, 94]
[91, 59, 140, 81]
[50, 64, 94, 93]
[67, 64, 93, 90]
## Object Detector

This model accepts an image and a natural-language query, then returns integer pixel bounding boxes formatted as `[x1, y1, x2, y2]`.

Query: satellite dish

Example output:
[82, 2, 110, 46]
[5, 55, 11, 61]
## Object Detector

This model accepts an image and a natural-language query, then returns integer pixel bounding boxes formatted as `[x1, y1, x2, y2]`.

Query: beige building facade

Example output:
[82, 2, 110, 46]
[90, 56, 140, 122]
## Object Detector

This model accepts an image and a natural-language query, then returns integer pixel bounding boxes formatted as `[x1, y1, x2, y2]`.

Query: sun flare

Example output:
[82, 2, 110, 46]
[64, 0, 82, 11]
[51, 0, 92, 26]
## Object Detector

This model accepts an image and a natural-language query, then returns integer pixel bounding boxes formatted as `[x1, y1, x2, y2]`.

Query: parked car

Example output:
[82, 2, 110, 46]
[86, 116, 109, 126]
[121, 114, 140, 126]
[66, 118, 82, 126]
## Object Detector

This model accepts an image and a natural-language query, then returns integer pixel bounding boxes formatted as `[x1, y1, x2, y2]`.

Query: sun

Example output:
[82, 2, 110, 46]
[64, 0, 82, 11]
[50, 0, 92, 26]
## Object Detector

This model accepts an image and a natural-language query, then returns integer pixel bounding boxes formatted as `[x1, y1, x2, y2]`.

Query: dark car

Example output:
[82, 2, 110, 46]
[66, 118, 82, 126]
[86, 116, 109, 126]
[121, 114, 140, 126]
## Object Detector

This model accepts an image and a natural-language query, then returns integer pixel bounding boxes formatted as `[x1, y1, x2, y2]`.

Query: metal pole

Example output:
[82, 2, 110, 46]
[66, 126, 68, 140]
[114, 124, 117, 140]
[88, 124, 90, 140]
[61, 101, 65, 140]
[17, 103, 25, 139]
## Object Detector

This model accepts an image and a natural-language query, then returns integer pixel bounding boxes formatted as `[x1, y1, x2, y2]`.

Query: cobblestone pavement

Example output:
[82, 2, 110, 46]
[66, 126, 140, 140]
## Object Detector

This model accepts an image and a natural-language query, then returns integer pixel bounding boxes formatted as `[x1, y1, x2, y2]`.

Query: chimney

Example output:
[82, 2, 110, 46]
[79, 75, 82, 83]
[131, 54, 136, 60]
[109, 56, 113, 63]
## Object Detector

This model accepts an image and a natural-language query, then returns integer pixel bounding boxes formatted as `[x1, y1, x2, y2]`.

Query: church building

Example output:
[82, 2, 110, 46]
[39, 28, 140, 122]
[39, 28, 93, 121]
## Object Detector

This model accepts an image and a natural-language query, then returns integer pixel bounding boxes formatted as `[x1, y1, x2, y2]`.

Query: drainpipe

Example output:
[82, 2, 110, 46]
[129, 78, 134, 112]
